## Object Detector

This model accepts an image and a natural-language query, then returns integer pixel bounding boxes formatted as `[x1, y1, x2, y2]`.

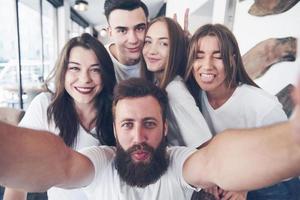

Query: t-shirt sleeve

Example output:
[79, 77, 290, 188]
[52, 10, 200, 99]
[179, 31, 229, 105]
[166, 78, 212, 148]
[169, 147, 201, 192]
[19, 92, 50, 130]
[260, 99, 288, 126]
[80, 146, 115, 197]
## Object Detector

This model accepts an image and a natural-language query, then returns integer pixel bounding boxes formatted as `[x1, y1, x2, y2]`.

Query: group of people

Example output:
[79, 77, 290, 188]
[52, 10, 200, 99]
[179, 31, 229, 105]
[1, 0, 300, 200]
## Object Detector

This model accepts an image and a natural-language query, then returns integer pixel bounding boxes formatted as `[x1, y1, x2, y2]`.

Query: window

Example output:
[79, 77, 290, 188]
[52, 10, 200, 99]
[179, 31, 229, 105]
[0, 0, 58, 109]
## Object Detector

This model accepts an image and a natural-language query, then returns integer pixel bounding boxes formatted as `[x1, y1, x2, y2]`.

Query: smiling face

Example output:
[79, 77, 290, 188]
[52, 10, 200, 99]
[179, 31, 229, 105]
[64, 46, 103, 106]
[142, 21, 170, 74]
[108, 7, 147, 65]
[192, 36, 228, 96]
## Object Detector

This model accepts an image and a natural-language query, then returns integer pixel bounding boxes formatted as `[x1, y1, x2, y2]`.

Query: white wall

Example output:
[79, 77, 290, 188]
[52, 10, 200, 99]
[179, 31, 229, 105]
[166, 0, 213, 34]
[233, 0, 300, 95]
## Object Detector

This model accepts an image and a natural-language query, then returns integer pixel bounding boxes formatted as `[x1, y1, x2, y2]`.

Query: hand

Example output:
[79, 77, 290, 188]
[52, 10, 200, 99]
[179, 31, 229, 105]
[173, 8, 191, 38]
[220, 191, 247, 200]
[204, 186, 222, 200]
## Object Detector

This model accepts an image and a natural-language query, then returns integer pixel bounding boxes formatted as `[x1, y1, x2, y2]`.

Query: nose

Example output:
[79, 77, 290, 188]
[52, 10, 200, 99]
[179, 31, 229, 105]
[79, 70, 91, 83]
[127, 30, 138, 44]
[147, 43, 158, 55]
[198, 56, 213, 71]
[133, 125, 147, 144]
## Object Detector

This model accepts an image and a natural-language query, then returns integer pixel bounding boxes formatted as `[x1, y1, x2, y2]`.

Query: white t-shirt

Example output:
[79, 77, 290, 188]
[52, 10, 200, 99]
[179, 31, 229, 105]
[166, 76, 212, 147]
[201, 84, 287, 135]
[82, 146, 198, 200]
[105, 43, 141, 82]
[19, 92, 100, 200]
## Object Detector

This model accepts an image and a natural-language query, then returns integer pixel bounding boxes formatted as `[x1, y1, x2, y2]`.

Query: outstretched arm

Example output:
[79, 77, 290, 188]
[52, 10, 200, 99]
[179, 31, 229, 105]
[183, 79, 300, 191]
[0, 123, 94, 192]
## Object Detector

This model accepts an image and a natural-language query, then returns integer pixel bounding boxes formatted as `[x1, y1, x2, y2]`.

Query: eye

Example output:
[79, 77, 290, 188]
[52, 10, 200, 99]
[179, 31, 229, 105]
[121, 122, 133, 129]
[144, 121, 156, 129]
[136, 25, 146, 32]
[160, 41, 168, 47]
[117, 28, 127, 34]
[195, 54, 204, 59]
[90, 67, 101, 73]
[144, 39, 151, 45]
[213, 53, 222, 59]
[68, 66, 80, 71]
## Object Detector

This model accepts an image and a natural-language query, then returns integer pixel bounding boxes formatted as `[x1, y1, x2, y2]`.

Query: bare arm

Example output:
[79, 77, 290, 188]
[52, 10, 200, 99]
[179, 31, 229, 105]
[0, 123, 94, 192]
[183, 121, 300, 191]
[3, 188, 26, 200]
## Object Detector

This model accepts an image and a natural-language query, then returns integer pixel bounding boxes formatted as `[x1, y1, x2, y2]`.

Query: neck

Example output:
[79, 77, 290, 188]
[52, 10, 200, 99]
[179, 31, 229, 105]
[75, 103, 97, 131]
[207, 86, 236, 109]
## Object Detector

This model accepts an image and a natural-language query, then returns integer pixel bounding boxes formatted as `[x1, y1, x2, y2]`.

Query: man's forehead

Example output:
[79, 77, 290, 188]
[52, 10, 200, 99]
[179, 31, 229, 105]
[115, 96, 162, 121]
[108, 7, 147, 28]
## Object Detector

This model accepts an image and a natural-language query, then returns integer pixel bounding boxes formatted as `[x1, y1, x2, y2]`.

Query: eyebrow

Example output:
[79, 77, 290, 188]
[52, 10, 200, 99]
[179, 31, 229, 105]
[114, 23, 146, 30]
[145, 36, 169, 40]
[119, 117, 158, 123]
[196, 50, 221, 54]
[135, 23, 146, 28]
[67, 62, 100, 67]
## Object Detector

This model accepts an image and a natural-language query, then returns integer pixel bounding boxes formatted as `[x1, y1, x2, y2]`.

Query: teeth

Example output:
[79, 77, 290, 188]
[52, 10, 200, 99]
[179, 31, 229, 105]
[75, 87, 93, 93]
[200, 73, 215, 82]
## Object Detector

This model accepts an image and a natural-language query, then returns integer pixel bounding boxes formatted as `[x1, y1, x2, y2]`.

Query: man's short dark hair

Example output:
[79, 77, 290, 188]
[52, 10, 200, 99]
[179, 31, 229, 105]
[112, 78, 168, 122]
[104, 0, 149, 21]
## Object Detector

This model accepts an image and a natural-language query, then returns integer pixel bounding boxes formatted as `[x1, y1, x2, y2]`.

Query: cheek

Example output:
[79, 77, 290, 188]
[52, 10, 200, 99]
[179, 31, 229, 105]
[142, 46, 148, 56]
[137, 32, 146, 41]
[161, 50, 169, 63]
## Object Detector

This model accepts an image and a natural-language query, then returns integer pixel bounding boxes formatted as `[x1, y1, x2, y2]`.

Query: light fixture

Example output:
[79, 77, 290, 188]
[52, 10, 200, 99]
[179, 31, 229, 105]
[74, 0, 88, 12]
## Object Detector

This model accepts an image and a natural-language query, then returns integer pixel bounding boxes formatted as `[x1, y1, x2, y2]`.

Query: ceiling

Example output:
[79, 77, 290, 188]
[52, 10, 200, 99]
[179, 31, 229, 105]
[69, 0, 165, 29]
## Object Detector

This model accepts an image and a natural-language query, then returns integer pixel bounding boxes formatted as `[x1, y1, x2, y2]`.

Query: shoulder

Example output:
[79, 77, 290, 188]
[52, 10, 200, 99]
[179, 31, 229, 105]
[237, 84, 286, 121]
[237, 84, 280, 104]
[168, 146, 196, 163]
[80, 146, 115, 163]
[29, 92, 52, 107]
[166, 76, 192, 100]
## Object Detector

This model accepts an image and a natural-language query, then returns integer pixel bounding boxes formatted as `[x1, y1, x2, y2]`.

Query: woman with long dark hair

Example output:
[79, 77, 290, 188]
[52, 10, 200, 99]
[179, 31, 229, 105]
[4, 33, 116, 200]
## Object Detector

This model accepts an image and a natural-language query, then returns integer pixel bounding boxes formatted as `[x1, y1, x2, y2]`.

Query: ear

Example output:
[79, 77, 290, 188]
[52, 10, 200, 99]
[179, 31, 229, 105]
[113, 123, 117, 139]
[163, 121, 168, 136]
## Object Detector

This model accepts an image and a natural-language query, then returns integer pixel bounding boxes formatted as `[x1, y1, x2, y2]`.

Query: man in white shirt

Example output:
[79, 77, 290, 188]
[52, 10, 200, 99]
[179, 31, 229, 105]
[1, 78, 300, 200]
[104, 0, 148, 82]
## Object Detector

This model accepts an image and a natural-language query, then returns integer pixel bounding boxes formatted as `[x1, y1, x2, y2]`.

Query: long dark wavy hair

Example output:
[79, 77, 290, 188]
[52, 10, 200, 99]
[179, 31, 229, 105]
[184, 24, 258, 108]
[140, 16, 188, 89]
[45, 33, 116, 147]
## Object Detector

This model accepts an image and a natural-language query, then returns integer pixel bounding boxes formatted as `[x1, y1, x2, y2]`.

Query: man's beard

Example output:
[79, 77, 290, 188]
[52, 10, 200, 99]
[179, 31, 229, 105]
[114, 138, 169, 188]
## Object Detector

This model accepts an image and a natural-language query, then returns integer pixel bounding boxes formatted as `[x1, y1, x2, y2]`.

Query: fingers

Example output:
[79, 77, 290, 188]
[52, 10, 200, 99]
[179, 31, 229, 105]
[221, 191, 247, 200]
[184, 8, 189, 32]
[221, 191, 233, 200]
[204, 186, 222, 200]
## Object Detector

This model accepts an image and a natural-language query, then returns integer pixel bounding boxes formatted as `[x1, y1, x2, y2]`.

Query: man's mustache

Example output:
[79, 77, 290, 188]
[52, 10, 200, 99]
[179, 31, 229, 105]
[126, 143, 154, 154]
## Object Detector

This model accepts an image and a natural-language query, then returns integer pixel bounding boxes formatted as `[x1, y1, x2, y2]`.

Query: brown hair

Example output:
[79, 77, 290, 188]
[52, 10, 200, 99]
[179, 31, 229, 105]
[184, 24, 258, 105]
[45, 33, 116, 147]
[112, 78, 168, 123]
[140, 17, 188, 89]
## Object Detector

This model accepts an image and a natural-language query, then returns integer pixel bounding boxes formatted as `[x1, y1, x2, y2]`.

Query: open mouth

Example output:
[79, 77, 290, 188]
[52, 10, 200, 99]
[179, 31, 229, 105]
[131, 150, 150, 162]
[200, 73, 216, 83]
[75, 86, 94, 94]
